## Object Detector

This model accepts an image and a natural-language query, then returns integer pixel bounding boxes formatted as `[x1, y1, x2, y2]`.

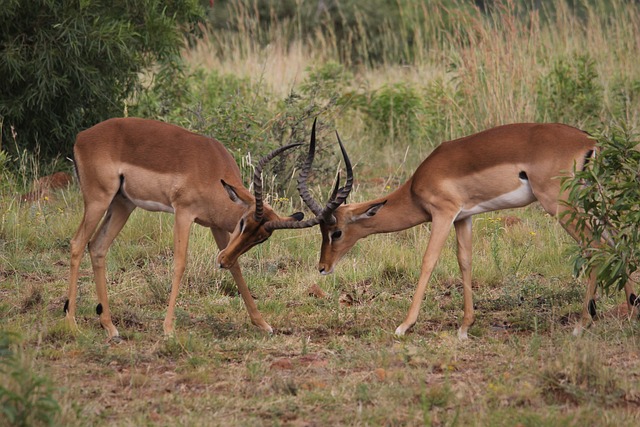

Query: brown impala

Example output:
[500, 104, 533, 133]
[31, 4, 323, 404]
[66, 117, 312, 339]
[298, 123, 638, 338]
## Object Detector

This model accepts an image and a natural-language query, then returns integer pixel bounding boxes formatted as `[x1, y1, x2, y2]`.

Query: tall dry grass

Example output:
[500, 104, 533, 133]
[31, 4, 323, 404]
[186, 0, 640, 142]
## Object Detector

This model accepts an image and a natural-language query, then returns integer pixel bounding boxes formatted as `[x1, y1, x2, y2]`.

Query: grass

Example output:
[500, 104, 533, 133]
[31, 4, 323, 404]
[1, 183, 639, 426]
[3, 0, 640, 425]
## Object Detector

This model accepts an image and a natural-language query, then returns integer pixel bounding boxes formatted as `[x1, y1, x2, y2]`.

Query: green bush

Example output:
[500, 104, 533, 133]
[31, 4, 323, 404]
[300, 61, 354, 101]
[0, 0, 203, 160]
[134, 68, 267, 155]
[355, 82, 425, 143]
[562, 122, 640, 292]
[536, 54, 603, 126]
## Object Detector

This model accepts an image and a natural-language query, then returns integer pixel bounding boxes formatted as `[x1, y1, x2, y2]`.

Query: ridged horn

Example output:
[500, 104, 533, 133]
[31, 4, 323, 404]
[253, 142, 302, 221]
[296, 118, 324, 216]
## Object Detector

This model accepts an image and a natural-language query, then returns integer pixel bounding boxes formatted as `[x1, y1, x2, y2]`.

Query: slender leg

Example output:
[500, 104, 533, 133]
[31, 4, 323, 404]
[454, 217, 474, 340]
[551, 203, 600, 335]
[211, 228, 273, 333]
[539, 199, 596, 336]
[163, 212, 193, 337]
[396, 214, 455, 336]
[67, 198, 112, 332]
[556, 210, 639, 326]
[88, 195, 136, 339]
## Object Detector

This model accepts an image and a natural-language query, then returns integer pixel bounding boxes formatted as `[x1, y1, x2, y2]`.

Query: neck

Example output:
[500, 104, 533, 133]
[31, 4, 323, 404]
[354, 180, 430, 236]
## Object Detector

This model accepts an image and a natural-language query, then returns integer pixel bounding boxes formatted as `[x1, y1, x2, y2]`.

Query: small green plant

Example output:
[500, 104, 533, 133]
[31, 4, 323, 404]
[0, 331, 60, 426]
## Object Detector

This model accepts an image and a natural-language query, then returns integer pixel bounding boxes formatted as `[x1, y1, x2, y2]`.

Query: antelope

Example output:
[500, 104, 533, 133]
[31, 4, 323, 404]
[217, 118, 353, 269]
[297, 123, 638, 338]
[65, 117, 309, 339]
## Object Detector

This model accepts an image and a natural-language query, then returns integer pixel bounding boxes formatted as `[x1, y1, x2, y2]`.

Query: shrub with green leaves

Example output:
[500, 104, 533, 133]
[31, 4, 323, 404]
[536, 54, 603, 126]
[300, 61, 354, 101]
[0, 0, 203, 160]
[355, 82, 425, 143]
[562, 123, 640, 292]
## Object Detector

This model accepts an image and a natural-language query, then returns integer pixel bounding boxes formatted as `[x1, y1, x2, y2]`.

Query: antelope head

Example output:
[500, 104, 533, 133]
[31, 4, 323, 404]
[217, 119, 353, 268]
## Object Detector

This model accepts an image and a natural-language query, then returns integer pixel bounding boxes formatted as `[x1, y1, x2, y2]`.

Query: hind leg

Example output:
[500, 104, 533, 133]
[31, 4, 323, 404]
[536, 186, 616, 334]
[88, 195, 136, 339]
[67, 196, 114, 332]
[454, 217, 474, 340]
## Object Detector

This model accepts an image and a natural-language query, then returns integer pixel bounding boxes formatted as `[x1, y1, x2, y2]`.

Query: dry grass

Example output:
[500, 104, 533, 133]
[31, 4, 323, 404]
[1, 184, 639, 426]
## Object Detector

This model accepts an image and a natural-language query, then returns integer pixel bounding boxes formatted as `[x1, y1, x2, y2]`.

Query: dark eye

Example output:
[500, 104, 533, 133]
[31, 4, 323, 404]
[331, 230, 342, 240]
[239, 219, 245, 231]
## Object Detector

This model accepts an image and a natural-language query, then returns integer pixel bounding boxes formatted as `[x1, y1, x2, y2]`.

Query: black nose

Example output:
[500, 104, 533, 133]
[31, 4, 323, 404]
[319, 266, 325, 274]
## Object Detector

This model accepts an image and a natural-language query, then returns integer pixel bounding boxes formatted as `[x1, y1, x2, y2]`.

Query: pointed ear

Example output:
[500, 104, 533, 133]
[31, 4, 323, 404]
[221, 180, 249, 208]
[353, 200, 387, 221]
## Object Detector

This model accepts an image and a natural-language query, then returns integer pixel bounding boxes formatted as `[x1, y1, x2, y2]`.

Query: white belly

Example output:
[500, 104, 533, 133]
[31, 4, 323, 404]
[119, 173, 176, 214]
[456, 180, 536, 220]
[128, 197, 175, 213]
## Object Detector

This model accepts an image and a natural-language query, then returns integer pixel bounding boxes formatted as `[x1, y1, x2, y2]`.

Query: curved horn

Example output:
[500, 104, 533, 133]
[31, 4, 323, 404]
[254, 142, 303, 221]
[319, 131, 353, 223]
[265, 130, 354, 231]
[296, 118, 324, 216]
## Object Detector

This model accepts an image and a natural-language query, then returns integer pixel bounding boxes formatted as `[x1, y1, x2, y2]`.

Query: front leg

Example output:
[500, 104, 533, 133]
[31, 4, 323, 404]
[396, 214, 456, 336]
[211, 228, 273, 333]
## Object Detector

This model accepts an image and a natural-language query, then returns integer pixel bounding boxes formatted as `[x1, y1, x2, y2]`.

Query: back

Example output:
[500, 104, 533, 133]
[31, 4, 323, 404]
[414, 123, 594, 183]
[74, 118, 242, 181]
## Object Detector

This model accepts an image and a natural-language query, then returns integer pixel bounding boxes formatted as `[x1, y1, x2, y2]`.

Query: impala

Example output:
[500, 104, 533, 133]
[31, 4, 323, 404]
[65, 117, 308, 339]
[298, 123, 638, 338]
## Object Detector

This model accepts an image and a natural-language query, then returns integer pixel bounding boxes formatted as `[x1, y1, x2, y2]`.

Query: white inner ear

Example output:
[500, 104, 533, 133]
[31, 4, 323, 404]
[352, 203, 385, 222]
[223, 182, 249, 208]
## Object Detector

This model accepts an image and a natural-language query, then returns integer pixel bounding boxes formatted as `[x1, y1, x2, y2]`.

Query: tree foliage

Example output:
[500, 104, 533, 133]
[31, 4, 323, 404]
[0, 0, 203, 159]
[562, 123, 640, 292]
